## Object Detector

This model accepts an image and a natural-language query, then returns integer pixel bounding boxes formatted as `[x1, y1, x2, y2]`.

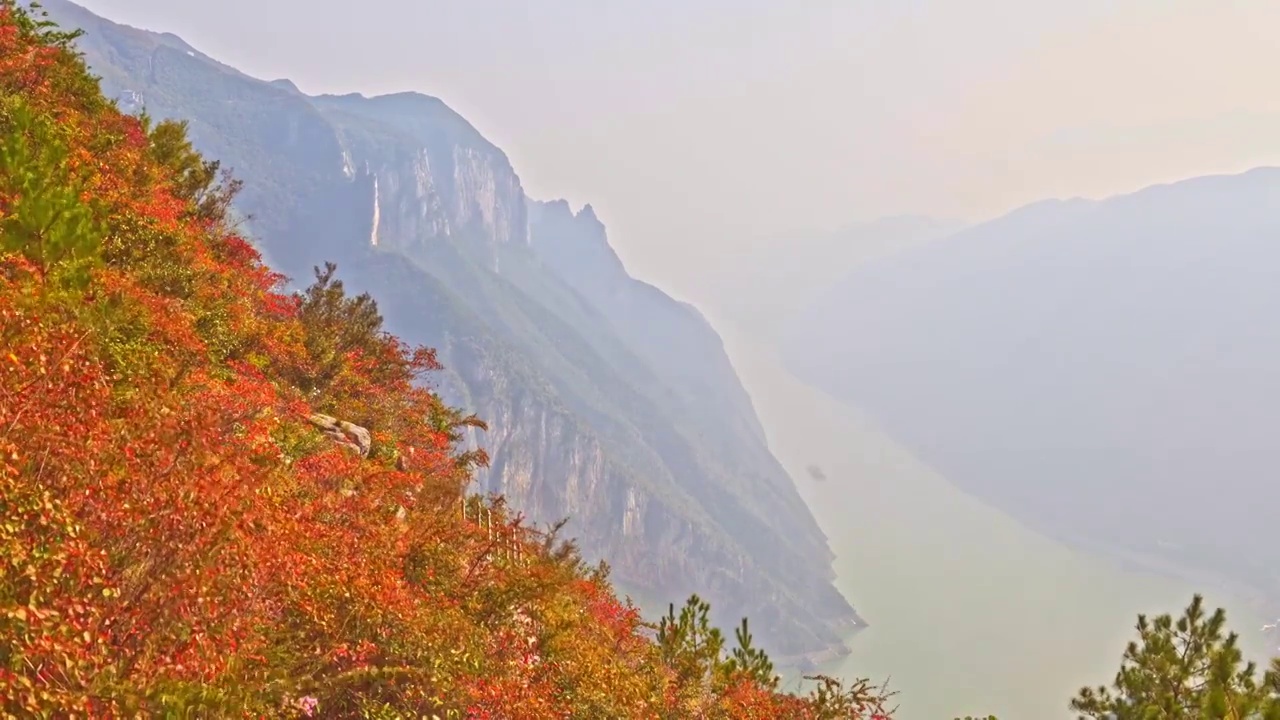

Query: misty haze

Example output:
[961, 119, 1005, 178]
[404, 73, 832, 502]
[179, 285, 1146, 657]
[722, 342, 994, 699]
[5, 0, 1280, 717]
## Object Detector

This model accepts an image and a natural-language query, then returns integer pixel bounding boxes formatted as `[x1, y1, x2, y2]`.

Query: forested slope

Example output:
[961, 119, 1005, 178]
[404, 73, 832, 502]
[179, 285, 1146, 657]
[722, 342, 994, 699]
[0, 4, 888, 717]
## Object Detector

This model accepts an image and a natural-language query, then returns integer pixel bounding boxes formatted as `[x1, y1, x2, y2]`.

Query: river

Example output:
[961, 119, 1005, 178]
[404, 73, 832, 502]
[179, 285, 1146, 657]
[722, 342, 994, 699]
[714, 320, 1270, 719]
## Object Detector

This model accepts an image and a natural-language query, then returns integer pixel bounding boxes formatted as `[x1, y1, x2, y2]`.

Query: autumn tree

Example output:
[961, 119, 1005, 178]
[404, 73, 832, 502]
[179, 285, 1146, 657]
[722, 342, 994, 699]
[1, 3, 915, 717]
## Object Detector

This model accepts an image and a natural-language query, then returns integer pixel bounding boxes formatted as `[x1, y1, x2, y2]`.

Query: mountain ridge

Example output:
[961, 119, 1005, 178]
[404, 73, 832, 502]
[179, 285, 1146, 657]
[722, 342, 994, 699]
[0, 5, 905, 713]
[783, 165, 1280, 619]
[41, 0, 862, 660]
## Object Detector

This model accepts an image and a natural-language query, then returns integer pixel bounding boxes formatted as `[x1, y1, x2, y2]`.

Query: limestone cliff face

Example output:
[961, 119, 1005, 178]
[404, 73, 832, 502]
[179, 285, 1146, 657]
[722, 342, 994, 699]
[52, 0, 863, 660]
[446, 331, 857, 659]
[312, 92, 530, 258]
[528, 201, 770, 447]
[526, 199, 847, 609]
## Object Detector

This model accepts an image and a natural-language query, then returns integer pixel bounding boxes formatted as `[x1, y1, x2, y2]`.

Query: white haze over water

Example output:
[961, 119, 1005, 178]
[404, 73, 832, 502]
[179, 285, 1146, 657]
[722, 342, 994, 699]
[712, 317, 1269, 720]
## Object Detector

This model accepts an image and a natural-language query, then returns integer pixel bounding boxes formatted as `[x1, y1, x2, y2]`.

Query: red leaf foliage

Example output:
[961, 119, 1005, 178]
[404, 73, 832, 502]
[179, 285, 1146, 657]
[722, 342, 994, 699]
[0, 4, 894, 718]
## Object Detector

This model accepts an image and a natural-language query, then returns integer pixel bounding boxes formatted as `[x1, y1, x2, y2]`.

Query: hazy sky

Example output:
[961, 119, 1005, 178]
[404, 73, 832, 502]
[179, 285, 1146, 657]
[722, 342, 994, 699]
[75, 0, 1280, 301]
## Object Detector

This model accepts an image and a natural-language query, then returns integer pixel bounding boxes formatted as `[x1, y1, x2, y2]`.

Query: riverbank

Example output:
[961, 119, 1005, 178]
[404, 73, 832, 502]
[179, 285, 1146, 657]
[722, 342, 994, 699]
[712, 318, 1269, 719]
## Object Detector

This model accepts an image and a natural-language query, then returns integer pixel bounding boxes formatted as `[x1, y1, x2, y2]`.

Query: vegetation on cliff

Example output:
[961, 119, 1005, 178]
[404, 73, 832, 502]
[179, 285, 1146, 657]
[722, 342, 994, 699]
[0, 3, 894, 717]
[35, 0, 861, 659]
[3, 3, 1279, 718]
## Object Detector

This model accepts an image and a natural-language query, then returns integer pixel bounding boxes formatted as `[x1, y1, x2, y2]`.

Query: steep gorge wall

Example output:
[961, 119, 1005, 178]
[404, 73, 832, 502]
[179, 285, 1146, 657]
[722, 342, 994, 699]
[319, 128, 860, 654]
[440, 330, 859, 659]
[52, 0, 862, 659]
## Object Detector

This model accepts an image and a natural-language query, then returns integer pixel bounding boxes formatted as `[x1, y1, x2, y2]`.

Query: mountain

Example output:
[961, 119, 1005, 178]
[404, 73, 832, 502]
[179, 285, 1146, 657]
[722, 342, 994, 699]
[0, 6, 906, 714]
[41, 0, 860, 659]
[697, 215, 963, 342]
[783, 168, 1280, 611]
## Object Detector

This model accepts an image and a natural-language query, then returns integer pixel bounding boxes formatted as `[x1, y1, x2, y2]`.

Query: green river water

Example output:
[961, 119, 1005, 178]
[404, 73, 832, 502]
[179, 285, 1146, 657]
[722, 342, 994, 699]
[715, 321, 1271, 719]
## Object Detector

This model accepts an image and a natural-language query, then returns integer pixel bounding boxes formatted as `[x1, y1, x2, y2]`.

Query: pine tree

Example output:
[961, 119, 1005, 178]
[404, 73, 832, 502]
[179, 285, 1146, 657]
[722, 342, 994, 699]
[724, 617, 778, 689]
[0, 96, 102, 289]
[291, 261, 390, 398]
[144, 116, 242, 226]
[656, 593, 726, 687]
[1071, 594, 1280, 719]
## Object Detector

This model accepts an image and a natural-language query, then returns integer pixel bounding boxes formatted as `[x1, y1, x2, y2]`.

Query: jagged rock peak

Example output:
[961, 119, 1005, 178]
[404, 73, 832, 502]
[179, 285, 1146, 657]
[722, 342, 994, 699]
[530, 199, 605, 236]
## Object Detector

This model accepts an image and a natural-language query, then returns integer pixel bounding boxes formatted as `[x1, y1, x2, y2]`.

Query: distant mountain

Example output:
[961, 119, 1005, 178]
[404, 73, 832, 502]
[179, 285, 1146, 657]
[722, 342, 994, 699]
[700, 215, 963, 342]
[43, 0, 862, 659]
[783, 168, 1280, 608]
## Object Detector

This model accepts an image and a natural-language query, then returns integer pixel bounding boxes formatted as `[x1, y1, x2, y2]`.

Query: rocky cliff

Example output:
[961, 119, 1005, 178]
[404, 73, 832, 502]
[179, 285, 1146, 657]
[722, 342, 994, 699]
[526, 200, 847, 609]
[47, 0, 862, 659]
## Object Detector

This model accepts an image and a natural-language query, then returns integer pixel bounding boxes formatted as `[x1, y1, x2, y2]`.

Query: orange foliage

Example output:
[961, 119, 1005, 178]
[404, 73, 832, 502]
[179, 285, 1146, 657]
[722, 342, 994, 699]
[0, 3, 893, 717]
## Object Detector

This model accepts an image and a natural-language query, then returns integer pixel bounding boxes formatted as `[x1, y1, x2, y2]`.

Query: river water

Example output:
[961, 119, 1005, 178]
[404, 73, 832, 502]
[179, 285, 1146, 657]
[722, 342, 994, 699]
[715, 321, 1270, 719]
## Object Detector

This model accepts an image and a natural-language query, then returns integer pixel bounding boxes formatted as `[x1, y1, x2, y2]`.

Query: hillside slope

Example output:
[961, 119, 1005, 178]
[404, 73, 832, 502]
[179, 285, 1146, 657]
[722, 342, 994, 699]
[784, 168, 1280, 612]
[0, 3, 894, 716]
[40, 0, 859, 659]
